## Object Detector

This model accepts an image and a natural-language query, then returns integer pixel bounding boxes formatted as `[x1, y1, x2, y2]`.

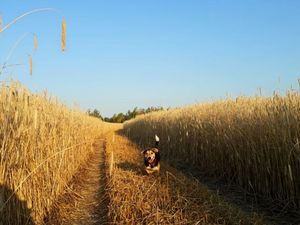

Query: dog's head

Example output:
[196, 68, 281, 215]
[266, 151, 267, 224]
[142, 148, 159, 164]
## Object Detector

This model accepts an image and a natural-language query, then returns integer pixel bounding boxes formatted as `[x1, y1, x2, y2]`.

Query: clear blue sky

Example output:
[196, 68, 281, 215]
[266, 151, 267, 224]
[1, 1, 300, 117]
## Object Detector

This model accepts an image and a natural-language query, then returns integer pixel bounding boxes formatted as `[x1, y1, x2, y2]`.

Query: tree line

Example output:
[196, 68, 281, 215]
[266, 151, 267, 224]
[87, 106, 165, 123]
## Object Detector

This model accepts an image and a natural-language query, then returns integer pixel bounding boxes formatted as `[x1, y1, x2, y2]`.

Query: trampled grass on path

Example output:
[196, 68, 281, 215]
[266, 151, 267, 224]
[106, 129, 269, 225]
[44, 138, 108, 225]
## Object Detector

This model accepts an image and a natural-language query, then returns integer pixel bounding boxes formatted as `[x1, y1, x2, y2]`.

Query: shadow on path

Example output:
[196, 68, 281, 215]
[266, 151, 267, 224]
[92, 140, 110, 225]
[116, 161, 143, 175]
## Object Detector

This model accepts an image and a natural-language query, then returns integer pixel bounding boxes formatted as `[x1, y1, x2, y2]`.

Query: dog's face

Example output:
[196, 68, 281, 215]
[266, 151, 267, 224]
[142, 148, 158, 163]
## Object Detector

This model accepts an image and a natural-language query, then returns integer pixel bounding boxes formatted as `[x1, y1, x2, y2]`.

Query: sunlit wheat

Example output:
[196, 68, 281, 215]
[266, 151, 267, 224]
[33, 34, 38, 51]
[124, 90, 300, 209]
[28, 54, 32, 75]
[61, 17, 66, 51]
[0, 81, 106, 224]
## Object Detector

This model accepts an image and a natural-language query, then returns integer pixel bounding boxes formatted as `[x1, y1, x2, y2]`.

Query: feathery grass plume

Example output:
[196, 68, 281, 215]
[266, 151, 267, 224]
[28, 54, 32, 75]
[61, 17, 66, 51]
[33, 34, 38, 51]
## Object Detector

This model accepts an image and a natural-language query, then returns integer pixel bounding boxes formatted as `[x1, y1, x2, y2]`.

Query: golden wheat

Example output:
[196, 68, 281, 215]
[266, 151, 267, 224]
[33, 34, 38, 51]
[0, 81, 105, 224]
[105, 129, 267, 224]
[124, 91, 300, 210]
[61, 17, 66, 51]
[28, 54, 33, 75]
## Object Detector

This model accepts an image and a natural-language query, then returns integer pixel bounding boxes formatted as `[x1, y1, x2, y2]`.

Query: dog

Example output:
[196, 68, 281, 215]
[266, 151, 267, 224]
[142, 135, 160, 175]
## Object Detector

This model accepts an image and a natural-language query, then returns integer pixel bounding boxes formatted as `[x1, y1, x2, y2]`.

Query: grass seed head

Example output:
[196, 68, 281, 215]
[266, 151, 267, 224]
[28, 54, 33, 75]
[61, 17, 66, 51]
[33, 34, 38, 51]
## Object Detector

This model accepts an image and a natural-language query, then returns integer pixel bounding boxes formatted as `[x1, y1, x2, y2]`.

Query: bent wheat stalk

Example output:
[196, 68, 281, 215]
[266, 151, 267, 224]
[0, 8, 57, 33]
[0, 142, 88, 213]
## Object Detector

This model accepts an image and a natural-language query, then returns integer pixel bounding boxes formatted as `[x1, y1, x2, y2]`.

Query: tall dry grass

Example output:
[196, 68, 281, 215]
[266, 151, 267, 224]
[105, 129, 267, 225]
[0, 81, 105, 224]
[124, 91, 300, 210]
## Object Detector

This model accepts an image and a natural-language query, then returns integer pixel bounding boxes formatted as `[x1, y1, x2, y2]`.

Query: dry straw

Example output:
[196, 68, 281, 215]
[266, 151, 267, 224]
[105, 130, 267, 224]
[109, 151, 114, 177]
[0, 81, 105, 224]
[124, 90, 300, 210]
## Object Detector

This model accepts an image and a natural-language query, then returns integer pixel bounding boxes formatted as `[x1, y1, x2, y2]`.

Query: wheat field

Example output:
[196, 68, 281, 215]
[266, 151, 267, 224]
[2, 2, 300, 223]
[1, 80, 299, 224]
[0, 81, 106, 224]
[124, 91, 300, 211]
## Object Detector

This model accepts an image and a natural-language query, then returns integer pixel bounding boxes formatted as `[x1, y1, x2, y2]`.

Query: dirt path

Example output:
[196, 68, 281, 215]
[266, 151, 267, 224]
[47, 128, 273, 225]
[44, 138, 109, 225]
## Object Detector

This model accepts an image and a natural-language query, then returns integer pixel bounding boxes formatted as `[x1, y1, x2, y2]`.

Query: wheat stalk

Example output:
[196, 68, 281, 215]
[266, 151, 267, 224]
[109, 151, 114, 177]
[0, 9, 66, 78]
[61, 17, 66, 51]
[0, 81, 107, 224]
[33, 34, 38, 51]
[28, 54, 32, 75]
[0, 8, 56, 33]
[0, 142, 88, 213]
[124, 90, 300, 209]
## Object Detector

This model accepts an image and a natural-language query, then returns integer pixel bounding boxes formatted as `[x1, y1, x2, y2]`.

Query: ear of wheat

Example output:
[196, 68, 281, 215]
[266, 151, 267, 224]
[33, 34, 38, 51]
[28, 54, 32, 75]
[61, 17, 66, 51]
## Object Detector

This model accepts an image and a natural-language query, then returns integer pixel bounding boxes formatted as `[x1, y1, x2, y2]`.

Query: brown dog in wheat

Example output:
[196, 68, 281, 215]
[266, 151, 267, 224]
[141, 135, 160, 175]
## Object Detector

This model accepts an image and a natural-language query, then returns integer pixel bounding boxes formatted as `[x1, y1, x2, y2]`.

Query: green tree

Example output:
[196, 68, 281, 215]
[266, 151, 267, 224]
[87, 109, 103, 120]
[101, 106, 165, 123]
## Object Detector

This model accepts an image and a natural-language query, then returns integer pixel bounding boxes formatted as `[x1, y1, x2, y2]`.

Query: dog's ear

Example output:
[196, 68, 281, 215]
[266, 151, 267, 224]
[141, 150, 146, 155]
[152, 148, 159, 153]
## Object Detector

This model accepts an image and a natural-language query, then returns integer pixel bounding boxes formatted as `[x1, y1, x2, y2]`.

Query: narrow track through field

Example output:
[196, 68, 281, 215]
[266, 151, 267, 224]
[44, 138, 109, 225]
[104, 129, 269, 225]
[47, 127, 278, 225]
